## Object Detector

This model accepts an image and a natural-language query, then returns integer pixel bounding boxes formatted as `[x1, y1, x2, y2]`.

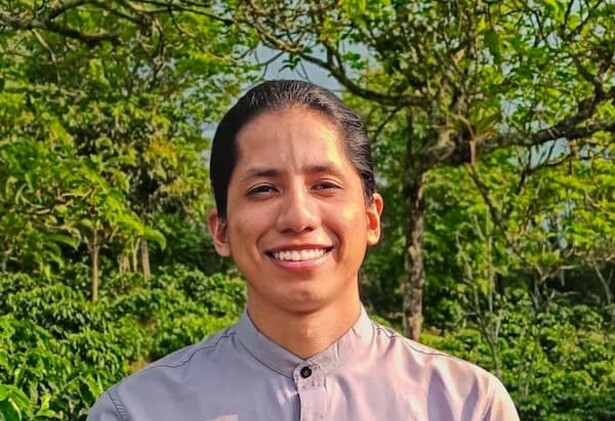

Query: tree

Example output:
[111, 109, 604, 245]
[0, 99, 163, 299]
[1, 0, 257, 291]
[231, 0, 615, 338]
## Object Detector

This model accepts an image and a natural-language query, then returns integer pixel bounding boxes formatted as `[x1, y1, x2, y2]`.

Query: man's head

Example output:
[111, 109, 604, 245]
[210, 80, 376, 219]
[208, 80, 383, 316]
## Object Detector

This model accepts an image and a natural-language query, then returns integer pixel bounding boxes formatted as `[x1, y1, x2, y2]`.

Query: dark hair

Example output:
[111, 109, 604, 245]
[210, 80, 376, 217]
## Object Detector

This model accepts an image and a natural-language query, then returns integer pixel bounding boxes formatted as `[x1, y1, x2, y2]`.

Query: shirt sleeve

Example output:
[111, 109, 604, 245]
[87, 391, 128, 421]
[482, 377, 520, 421]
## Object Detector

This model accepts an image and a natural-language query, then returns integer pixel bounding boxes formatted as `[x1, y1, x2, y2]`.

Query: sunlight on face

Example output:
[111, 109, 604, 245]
[209, 107, 382, 316]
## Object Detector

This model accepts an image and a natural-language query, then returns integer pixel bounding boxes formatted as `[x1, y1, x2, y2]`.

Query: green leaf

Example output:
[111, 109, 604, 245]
[0, 385, 9, 401]
[143, 227, 167, 249]
[46, 234, 80, 250]
[0, 352, 9, 371]
[0, 385, 30, 421]
[79, 219, 95, 231]
[484, 29, 502, 65]
[6, 389, 29, 414]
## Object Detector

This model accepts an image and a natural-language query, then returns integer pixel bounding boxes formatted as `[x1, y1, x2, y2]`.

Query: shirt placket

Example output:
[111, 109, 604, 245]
[294, 364, 327, 421]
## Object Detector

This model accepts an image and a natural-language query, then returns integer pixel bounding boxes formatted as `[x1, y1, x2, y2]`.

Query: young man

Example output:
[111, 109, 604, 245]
[88, 80, 520, 420]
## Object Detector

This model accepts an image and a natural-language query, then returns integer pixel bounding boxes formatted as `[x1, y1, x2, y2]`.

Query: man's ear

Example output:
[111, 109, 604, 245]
[366, 192, 384, 246]
[208, 210, 231, 257]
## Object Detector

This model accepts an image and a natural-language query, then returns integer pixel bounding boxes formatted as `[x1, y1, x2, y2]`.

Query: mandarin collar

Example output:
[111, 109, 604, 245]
[235, 306, 375, 378]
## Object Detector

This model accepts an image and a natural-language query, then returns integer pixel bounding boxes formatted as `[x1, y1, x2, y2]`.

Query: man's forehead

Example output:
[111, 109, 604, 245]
[234, 135, 345, 169]
[236, 163, 346, 182]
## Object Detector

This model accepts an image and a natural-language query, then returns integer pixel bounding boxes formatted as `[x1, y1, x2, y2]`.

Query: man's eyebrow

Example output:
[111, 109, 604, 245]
[305, 163, 347, 178]
[239, 167, 281, 181]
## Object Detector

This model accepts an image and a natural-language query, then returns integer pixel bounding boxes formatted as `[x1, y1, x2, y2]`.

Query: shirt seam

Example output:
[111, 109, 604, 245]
[99, 329, 237, 420]
[108, 389, 129, 421]
[373, 322, 462, 359]
[479, 376, 496, 421]
[135, 328, 237, 374]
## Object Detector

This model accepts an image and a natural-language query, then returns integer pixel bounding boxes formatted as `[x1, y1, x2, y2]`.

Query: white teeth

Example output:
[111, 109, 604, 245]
[272, 249, 327, 261]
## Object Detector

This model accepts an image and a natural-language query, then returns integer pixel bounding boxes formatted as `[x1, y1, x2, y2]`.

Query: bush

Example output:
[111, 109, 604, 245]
[0, 267, 245, 420]
[422, 290, 615, 421]
[0, 315, 105, 420]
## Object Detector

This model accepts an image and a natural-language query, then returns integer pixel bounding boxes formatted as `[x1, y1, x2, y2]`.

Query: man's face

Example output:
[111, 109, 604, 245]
[209, 107, 383, 315]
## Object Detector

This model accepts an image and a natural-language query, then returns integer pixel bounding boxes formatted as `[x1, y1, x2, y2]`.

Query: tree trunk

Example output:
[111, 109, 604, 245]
[402, 171, 426, 340]
[594, 263, 613, 306]
[91, 230, 100, 302]
[140, 239, 150, 280]
[402, 110, 428, 341]
[131, 238, 139, 272]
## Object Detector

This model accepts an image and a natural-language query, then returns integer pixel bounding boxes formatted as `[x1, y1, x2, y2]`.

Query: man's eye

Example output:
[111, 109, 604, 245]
[247, 185, 276, 195]
[313, 181, 340, 190]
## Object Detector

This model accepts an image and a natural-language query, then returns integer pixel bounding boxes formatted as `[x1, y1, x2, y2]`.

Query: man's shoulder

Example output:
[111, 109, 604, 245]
[369, 321, 515, 419]
[87, 324, 239, 420]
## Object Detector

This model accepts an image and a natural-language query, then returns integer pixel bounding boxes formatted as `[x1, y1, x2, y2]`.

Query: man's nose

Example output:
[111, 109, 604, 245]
[276, 186, 319, 234]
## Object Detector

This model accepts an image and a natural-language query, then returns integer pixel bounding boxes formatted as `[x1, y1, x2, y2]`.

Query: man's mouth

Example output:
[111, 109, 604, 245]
[268, 248, 332, 262]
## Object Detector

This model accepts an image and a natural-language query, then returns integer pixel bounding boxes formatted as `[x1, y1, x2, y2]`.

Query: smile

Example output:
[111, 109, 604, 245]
[270, 248, 331, 262]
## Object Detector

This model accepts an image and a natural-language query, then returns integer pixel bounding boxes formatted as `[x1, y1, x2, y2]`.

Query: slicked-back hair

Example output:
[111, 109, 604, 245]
[210, 80, 376, 217]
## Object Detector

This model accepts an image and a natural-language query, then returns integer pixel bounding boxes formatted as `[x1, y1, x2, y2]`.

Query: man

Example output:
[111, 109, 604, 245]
[88, 80, 520, 420]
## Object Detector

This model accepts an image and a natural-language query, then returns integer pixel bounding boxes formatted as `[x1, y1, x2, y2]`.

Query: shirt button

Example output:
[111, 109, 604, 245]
[300, 366, 312, 378]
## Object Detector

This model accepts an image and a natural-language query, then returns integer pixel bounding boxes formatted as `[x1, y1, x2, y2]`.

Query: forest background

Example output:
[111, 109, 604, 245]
[0, 0, 614, 420]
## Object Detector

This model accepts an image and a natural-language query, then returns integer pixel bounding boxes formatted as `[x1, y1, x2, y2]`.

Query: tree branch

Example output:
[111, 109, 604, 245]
[368, 105, 404, 144]
[45, 20, 121, 45]
[90, 0, 152, 29]
[45, 0, 90, 20]
[240, 0, 425, 108]
[0, 11, 121, 45]
[1, 0, 231, 46]
[478, 118, 615, 155]
[135, 0, 234, 24]
[465, 165, 548, 281]
[31, 29, 60, 82]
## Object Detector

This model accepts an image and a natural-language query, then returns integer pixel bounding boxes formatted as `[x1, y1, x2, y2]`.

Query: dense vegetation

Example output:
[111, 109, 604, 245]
[1, 0, 614, 420]
[0, 267, 244, 420]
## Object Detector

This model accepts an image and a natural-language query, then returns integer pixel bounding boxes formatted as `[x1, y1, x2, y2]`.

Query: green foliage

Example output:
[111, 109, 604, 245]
[0, 315, 105, 421]
[149, 214, 233, 275]
[0, 0, 257, 288]
[364, 137, 615, 330]
[0, 267, 245, 420]
[423, 290, 615, 421]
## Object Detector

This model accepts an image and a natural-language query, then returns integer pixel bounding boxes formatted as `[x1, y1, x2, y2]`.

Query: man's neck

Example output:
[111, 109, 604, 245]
[246, 298, 362, 359]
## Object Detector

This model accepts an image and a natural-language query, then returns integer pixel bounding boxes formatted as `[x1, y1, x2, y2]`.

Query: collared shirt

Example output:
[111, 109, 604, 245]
[87, 308, 520, 421]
